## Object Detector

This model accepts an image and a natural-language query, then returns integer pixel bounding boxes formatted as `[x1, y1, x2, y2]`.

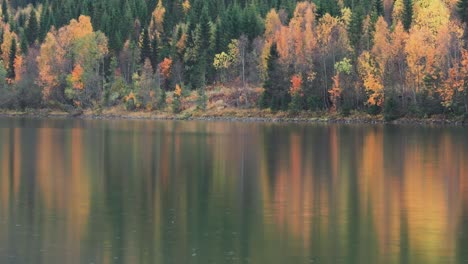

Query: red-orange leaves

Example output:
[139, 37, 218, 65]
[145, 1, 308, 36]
[289, 74, 303, 96]
[159, 58, 172, 79]
[71, 64, 84, 90]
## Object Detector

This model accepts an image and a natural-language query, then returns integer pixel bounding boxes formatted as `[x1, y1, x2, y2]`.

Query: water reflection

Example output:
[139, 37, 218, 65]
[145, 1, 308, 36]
[0, 118, 467, 263]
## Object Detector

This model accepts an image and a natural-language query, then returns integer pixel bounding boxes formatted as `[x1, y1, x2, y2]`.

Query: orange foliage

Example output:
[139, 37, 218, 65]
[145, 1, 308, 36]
[124, 91, 137, 102]
[439, 49, 468, 107]
[371, 17, 391, 73]
[71, 64, 84, 90]
[174, 84, 182, 97]
[264, 9, 282, 40]
[37, 15, 108, 101]
[328, 74, 342, 112]
[13, 55, 23, 82]
[287, 1, 317, 66]
[405, 27, 437, 92]
[275, 26, 290, 60]
[289, 74, 303, 96]
[358, 51, 384, 106]
[1, 25, 18, 68]
[389, 22, 408, 59]
[159, 58, 172, 79]
[176, 33, 187, 53]
[37, 32, 61, 98]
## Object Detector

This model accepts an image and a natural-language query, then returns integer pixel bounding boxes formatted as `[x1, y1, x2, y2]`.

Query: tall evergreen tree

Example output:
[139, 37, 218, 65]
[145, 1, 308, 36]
[2, 0, 8, 23]
[458, 0, 468, 25]
[374, 0, 384, 17]
[26, 10, 38, 45]
[150, 37, 158, 71]
[260, 43, 289, 110]
[348, 7, 364, 50]
[140, 27, 151, 64]
[20, 31, 28, 54]
[7, 38, 16, 80]
[39, 3, 51, 42]
[403, 0, 413, 31]
[184, 24, 205, 89]
[242, 4, 264, 41]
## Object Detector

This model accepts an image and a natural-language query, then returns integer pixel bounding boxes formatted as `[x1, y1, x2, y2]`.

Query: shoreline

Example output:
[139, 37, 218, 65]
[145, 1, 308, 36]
[0, 108, 466, 126]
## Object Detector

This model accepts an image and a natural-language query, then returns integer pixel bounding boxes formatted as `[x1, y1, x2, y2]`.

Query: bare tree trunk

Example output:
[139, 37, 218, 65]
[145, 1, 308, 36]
[322, 57, 328, 109]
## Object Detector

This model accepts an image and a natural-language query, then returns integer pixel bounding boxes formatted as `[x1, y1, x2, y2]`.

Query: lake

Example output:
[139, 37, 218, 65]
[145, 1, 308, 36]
[0, 118, 467, 264]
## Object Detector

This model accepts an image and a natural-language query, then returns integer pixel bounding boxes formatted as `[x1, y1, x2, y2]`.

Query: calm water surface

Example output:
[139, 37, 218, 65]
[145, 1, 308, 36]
[0, 118, 467, 264]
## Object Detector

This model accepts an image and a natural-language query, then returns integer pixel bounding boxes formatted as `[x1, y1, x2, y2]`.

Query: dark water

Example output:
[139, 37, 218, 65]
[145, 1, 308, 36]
[0, 118, 467, 264]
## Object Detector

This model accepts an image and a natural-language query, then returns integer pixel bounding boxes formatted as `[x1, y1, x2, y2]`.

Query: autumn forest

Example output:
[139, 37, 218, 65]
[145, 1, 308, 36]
[0, 0, 468, 120]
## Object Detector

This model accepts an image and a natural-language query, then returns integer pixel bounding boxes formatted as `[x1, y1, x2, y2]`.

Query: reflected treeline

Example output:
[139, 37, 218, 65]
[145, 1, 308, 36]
[0, 119, 467, 264]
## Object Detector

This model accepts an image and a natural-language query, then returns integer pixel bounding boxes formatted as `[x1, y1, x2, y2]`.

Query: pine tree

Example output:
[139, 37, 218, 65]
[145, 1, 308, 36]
[7, 38, 16, 80]
[150, 37, 158, 71]
[260, 43, 289, 110]
[184, 24, 205, 89]
[403, 0, 413, 31]
[458, 0, 468, 25]
[242, 4, 264, 41]
[2, 0, 8, 23]
[349, 7, 364, 50]
[374, 0, 384, 17]
[20, 31, 28, 54]
[26, 10, 39, 45]
[140, 27, 151, 64]
[39, 3, 51, 42]
[199, 6, 212, 81]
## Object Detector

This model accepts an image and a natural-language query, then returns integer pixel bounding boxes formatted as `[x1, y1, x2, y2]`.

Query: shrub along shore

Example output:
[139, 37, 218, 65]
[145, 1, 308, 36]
[1, 108, 466, 126]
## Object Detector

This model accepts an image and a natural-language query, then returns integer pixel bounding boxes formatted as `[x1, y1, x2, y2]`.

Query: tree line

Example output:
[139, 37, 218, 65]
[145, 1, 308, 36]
[0, 0, 467, 119]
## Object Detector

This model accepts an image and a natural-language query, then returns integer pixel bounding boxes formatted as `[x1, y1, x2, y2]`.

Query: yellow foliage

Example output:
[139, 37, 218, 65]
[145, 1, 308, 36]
[150, 0, 166, 38]
[371, 17, 391, 74]
[1, 25, 18, 68]
[358, 52, 384, 106]
[37, 15, 108, 101]
[213, 52, 233, 70]
[413, 0, 449, 35]
[340, 7, 352, 27]
[392, 0, 404, 24]
[264, 9, 282, 40]
[174, 84, 182, 97]
[439, 49, 468, 107]
[182, 0, 191, 14]
[124, 91, 137, 102]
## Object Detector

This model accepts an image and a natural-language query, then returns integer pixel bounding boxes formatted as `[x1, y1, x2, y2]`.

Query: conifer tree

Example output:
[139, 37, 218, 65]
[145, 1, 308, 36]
[150, 37, 158, 71]
[26, 10, 38, 45]
[2, 0, 8, 23]
[7, 38, 16, 80]
[39, 3, 51, 42]
[403, 0, 413, 31]
[349, 7, 364, 50]
[458, 0, 468, 25]
[140, 27, 151, 64]
[374, 0, 384, 17]
[260, 43, 289, 110]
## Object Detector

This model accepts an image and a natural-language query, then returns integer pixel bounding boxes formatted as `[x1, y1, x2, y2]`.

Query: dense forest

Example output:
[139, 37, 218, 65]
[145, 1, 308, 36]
[0, 0, 467, 119]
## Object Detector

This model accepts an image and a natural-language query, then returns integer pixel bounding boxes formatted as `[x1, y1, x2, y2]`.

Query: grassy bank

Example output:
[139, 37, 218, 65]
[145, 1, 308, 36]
[1, 106, 466, 126]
